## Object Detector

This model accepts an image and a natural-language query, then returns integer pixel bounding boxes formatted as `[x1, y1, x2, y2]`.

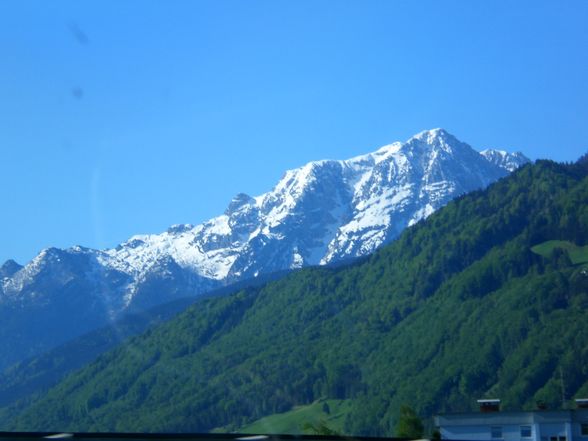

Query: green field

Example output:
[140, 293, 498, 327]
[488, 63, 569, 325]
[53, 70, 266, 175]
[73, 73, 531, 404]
[232, 399, 352, 435]
[531, 240, 588, 265]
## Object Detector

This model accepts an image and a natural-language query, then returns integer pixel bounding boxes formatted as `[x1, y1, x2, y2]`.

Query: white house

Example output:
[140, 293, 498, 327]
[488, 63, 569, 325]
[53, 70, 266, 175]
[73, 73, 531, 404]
[434, 400, 588, 441]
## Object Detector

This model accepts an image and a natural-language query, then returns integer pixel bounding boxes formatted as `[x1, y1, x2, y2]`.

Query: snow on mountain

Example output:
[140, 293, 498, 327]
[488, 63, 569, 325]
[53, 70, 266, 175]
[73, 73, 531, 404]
[2, 128, 530, 310]
[0, 128, 530, 369]
[480, 148, 530, 172]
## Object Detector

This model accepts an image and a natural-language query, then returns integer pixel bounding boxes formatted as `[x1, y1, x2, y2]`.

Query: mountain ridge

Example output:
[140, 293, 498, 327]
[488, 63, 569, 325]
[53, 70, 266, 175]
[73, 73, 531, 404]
[0, 129, 529, 371]
[2, 128, 529, 298]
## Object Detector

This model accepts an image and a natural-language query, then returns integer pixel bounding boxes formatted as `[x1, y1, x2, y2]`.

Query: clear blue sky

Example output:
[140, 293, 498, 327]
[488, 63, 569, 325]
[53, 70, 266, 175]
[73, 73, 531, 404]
[1, 0, 587, 265]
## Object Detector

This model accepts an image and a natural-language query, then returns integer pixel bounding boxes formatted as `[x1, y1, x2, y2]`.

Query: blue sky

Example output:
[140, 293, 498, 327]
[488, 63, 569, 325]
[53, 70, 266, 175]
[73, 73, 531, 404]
[1, 0, 587, 265]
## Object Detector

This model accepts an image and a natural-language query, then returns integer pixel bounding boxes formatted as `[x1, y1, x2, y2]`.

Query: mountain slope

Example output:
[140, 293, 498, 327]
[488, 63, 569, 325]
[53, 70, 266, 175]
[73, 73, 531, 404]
[4, 158, 587, 435]
[0, 129, 528, 371]
[0, 268, 287, 411]
[0, 296, 196, 410]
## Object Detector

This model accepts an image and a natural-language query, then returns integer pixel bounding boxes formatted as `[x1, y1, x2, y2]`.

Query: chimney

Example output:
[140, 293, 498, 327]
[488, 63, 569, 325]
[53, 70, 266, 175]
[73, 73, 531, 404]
[478, 399, 501, 413]
[575, 399, 588, 409]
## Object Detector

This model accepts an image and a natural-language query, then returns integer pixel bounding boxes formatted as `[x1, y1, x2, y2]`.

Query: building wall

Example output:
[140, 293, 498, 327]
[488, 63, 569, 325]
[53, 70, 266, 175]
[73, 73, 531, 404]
[436, 410, 588, 441]
[441, 425, 492, 441]
[441, 422, 538, 441]
[538, 422, 571, 441]
[572, 420, 588, 441]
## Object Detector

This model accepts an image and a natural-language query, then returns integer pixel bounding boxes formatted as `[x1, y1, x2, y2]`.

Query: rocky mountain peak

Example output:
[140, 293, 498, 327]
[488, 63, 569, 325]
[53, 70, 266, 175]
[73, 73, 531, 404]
[167, 224, 195, 235]
[225, 193, 256, 216]
[0, 259, 22, 279]
[0, 129, 531, 370]
[411, 127, 451, 142]
[480, 149, 531, 172]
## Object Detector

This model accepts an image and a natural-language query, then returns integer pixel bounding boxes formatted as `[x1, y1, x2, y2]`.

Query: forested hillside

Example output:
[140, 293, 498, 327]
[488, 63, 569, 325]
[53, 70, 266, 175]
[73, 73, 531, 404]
[3, 158, 588, 436]
[0, 269, 287, 411]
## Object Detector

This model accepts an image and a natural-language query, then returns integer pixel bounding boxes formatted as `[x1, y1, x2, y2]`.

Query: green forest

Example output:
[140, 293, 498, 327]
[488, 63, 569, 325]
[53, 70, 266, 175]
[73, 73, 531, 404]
[2, 157, 588, 436]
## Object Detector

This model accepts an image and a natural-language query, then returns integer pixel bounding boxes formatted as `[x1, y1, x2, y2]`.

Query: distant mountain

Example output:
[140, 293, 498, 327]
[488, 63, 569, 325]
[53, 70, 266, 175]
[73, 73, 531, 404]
[0, 260, 22, 279]
[480, 148, 529, 172]
[4, 157, 586, 435]
[0, 129, 528, 371]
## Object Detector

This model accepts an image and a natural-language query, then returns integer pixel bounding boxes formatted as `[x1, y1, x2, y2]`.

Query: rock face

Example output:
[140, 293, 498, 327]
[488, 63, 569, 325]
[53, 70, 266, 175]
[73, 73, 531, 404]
[480, 148, 529, 172]
[0, 128, 530, 370]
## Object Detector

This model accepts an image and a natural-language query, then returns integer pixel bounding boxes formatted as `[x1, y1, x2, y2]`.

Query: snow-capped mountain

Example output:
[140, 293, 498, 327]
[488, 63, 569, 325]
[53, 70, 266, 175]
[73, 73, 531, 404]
[92, 128, 528, 285]
[0, 128, 530, 370]
[480, 148, 529, 172]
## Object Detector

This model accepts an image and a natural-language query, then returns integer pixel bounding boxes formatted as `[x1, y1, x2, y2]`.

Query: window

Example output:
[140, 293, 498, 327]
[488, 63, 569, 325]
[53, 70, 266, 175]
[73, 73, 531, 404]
[492, 427, 503, 439]
[558, 437, 566, 441]
[582, 423, 588, 437]
[521, 426, 533, 438]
